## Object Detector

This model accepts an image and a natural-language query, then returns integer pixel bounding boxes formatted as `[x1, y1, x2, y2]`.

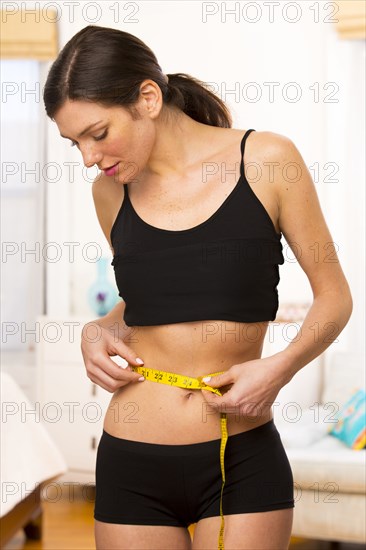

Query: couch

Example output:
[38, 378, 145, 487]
[271, 350, 366, 544]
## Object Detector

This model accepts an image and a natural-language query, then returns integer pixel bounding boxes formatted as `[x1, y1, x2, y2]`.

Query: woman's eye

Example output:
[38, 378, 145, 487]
[94, 130, 108, 141]
[69, 129, 107, 147]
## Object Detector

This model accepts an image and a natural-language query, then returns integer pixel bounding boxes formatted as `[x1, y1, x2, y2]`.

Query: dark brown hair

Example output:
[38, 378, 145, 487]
[43, 25, 232, 128]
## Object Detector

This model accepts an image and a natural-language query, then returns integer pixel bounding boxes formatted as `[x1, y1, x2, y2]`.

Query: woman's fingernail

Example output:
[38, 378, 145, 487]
[138, 376, 145, 382]
[202, 376, 211, 383]
[136, 358, 144, 364]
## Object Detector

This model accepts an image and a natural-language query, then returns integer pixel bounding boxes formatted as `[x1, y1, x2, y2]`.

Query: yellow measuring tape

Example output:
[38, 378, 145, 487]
[131, 365, 228, 550]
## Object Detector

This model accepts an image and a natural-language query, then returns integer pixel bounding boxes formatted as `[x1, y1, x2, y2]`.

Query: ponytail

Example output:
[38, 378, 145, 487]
[164, 73, 232, 128]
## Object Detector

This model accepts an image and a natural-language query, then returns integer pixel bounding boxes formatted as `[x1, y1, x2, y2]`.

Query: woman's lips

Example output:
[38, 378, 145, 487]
[103, 162, 119, 176]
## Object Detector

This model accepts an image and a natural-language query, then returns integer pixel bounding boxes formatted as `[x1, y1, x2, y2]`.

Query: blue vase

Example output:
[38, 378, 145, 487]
[88, 256, 119, 316]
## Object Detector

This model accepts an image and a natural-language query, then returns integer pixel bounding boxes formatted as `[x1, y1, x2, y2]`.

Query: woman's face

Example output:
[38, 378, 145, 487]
[53, 82, 161, 182]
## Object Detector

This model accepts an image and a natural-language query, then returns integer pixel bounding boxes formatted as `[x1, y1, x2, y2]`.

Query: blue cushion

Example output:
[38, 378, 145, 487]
[328, 388, 366, 450]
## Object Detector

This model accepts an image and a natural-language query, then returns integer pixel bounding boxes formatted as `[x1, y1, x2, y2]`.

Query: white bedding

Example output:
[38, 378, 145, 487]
[0, 371, 67, 517]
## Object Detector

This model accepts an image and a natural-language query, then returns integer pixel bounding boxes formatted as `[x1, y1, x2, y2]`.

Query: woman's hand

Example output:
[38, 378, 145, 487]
[200, 353, 289, 420]
[80, 322, 145, 393]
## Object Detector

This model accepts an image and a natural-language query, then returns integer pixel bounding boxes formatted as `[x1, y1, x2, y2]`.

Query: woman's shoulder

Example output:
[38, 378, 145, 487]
[92, 172, 125, 251]
[237, 127, 294, 151]
[234, 128, 300, 179]
[215, 127, 295, 156]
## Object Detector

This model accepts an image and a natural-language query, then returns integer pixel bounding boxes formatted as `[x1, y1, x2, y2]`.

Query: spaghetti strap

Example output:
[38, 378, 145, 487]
[240, 129, 256, 179]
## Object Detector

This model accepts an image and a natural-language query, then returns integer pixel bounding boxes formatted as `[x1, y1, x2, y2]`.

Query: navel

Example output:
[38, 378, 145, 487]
[184, 391, 195, 400]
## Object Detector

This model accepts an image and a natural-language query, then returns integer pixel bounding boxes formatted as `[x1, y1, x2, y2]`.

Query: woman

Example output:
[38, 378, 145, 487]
[43, 25, 353, 550]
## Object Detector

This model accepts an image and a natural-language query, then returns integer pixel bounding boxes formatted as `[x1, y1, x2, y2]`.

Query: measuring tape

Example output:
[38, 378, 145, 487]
[131, 365, 228, 550]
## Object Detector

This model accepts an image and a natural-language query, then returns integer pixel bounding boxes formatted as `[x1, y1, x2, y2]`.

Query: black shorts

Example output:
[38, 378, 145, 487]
[94, 418, 294, 526]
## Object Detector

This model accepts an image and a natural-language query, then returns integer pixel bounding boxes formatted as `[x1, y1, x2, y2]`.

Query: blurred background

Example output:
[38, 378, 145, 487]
[1, 1, 365, 549]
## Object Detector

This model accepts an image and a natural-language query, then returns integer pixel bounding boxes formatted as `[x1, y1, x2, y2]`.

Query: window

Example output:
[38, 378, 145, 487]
[1, 59, 46, 350]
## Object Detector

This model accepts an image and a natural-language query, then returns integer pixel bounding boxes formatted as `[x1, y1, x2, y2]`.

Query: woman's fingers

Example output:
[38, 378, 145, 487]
[86, 360, 143, 393]
[201, 369, 234, 388]
[90, 351, 145, 385]
[85, 356, 144, 392]
[81, 323, 146, 392]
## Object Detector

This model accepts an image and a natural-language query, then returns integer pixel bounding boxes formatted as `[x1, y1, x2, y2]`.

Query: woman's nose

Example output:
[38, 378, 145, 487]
[82, 146, 102, 169]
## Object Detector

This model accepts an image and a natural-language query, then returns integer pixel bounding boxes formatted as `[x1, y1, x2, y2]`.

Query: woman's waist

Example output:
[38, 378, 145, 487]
[104, 369, 273, 444]
[112, 372, 225, 404]
[115, 351, 260, 413]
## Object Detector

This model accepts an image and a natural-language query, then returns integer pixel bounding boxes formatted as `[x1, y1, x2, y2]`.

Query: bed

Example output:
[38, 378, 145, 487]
[0, 371, 67, 547]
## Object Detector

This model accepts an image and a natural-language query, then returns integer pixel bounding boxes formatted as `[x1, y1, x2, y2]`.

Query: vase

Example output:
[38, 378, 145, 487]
[87, 256, 119, 316]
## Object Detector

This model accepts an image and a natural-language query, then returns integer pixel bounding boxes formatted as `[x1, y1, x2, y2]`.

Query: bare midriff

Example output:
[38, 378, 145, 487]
[103, 319, 273, 444]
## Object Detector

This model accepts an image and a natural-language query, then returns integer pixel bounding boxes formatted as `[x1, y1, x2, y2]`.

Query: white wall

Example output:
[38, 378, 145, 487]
[23, 2, 363, 359]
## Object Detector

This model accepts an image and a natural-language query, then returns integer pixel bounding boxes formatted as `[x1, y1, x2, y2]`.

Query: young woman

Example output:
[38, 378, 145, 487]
[43, 25, 353, 550]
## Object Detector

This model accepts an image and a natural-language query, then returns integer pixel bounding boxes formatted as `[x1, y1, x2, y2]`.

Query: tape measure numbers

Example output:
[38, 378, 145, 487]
[131, 365, 228, 550]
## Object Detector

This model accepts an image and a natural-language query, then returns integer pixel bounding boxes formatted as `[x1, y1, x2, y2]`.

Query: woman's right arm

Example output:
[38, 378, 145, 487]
[80, 174, 145, 393]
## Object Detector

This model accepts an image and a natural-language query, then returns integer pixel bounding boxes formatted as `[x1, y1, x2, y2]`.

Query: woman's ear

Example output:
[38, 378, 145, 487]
[137, 79, 164, 119]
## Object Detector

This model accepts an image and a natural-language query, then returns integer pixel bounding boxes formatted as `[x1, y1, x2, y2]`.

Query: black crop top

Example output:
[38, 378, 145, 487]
[110, 129, 284, 326]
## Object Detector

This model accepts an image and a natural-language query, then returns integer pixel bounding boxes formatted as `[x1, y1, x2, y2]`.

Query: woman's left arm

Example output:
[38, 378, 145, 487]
[201, 133, 353, 415]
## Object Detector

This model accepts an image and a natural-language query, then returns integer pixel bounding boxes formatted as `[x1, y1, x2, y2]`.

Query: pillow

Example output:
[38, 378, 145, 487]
[328, 388, 366, 450]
